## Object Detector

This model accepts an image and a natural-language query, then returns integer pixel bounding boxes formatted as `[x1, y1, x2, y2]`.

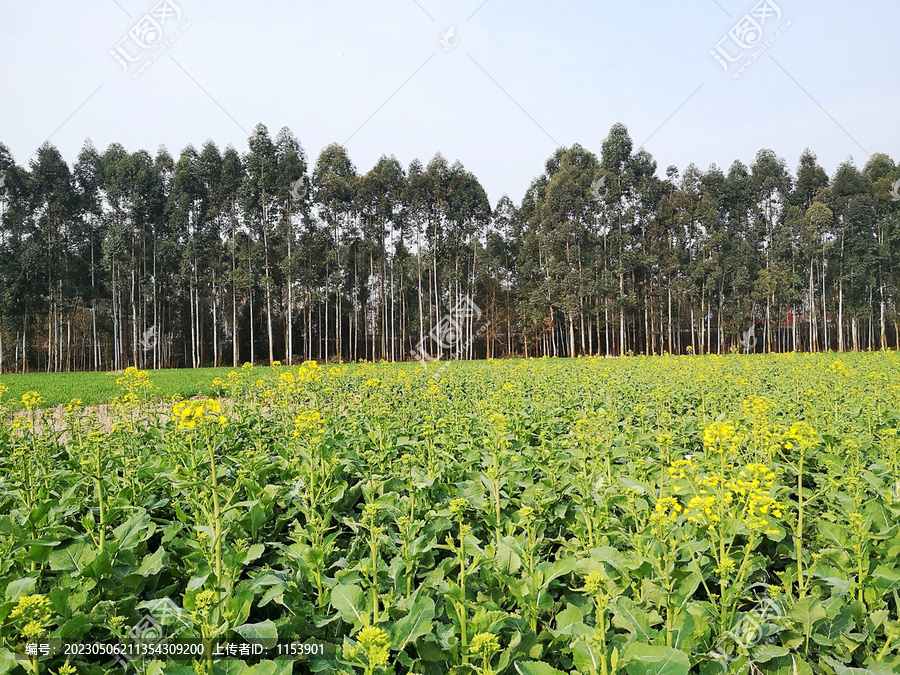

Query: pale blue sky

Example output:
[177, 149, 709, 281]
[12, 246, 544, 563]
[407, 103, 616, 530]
[1, 0, 897, 204]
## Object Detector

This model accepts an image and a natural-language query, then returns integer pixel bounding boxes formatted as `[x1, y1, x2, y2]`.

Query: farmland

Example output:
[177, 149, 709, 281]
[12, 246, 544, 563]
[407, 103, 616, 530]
[2, 353, 900, 674]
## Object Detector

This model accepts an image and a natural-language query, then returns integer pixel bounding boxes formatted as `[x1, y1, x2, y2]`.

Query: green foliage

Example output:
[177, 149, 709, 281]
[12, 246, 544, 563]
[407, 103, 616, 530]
[1, 354, 900, 673]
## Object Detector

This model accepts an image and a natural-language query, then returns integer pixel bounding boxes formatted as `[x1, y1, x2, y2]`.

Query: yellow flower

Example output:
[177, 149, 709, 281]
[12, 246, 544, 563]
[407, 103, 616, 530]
[293, 410, 325, 437]
[21, 391, 45, 410]
[172, 399, 226, 431]
[583, 570, 605, 594]
[715, 555, 736, 576]
[10, 594, 53, 623]
[449, 498, 470, 517]
[470, 632, 500, 661]
[194, 589, 217, 615]
[354, 625, 390, 667]
[703, 421, 741, 454]
[668, 459, 694, 479]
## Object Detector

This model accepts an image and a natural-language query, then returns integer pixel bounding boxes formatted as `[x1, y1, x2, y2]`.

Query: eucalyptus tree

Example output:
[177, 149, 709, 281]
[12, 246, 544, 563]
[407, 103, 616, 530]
[628, 147, 663, 354]
[536, 144, 599, 357]
[153, 147, 176, 368]
[99, 145, 163, 369]
[750, 148, 792, 352]
[790, 150, 830, 351]
[862, 153, 900, 349]
[516, 172, 552, 356]
[442, 160, 490, 359]
[423, 154, 452, 337]
[2, 128, 899, 366]
[599, 123, 636, 354]
[0, 145, 32, 372]
[170, 145, 205, 367]
[274, 127, 308, 365]
[312, 143, 357, 361]
[197, 140, 228, 367]
[221, 146, 243, 366]
[828, 163, 878, 351]
[241, 124, 280, 364]
[404, 159, 431, 352]
[484, 194, 519, 356]
[355, 155, 406, 360]
[28, 143, 78, 371]
[73, 140, 105, 370]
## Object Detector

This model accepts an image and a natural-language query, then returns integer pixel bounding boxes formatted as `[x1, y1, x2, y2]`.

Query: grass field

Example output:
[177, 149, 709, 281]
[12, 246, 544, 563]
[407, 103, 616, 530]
[0, 367, 245, 408]
[2, 353, 900, 674]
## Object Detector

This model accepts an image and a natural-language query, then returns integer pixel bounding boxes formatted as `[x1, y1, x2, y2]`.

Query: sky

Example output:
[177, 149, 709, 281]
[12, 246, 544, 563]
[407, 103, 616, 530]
[1, 0, 898, 206]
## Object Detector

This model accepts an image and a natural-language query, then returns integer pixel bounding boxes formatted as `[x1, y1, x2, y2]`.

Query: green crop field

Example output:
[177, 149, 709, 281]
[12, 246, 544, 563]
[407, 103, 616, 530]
[0, 367, 244, 409]
[2, 353, 900, 674]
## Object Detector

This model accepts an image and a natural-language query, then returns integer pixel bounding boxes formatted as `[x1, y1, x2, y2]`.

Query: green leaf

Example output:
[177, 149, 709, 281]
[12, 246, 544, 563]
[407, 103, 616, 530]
[52, 614, 102, 639]
[243, 543, 265, 565]
[820, 655, 878, 675]
[113, 511, 153, 551]
[612, 597, 655, 642]
[751, 645, 790, 662]
[553, 603, 583, 635]
[329, 583, 367, 629]
[391, 596, 434, 650]
[138, 547, 167, 576]
[818, 521, 850, 549]
[232, 620, 278, 647]
[495, 537, 522, 574]
[623, 643, 690, 675]
[4, 577, 36, 601]
[537, 556, 577, 588]
[572, 638, 604, 673]
[789, 596, 827, 634]
[48, 539, 94, 572]
[187, 574, 210, 591]
[0, 650, 20, 675]
[514, 661, 567, 675]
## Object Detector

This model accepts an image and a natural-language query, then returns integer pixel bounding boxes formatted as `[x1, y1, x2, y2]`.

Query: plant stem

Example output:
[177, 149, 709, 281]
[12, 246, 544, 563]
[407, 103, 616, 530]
[208, 439, 222, 592]
[795, 449, 805, 598]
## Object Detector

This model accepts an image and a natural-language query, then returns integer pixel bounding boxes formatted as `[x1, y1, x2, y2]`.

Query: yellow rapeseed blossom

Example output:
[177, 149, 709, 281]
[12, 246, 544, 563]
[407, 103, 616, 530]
[293, 410, 325, 439]
[686, 495, 719, 523]
[10, 594, 54, 639]
[828, 359, 848, 376]
[172, 399, 225, 431]
[668, 459, 695, 479]
[449, 497, 470, 517]
[21, 391, 45, 410]
[703, 421, 742, 454]
[348, 625, 390, 667]
[297, 360, 322, 383]
[193, 589, 218, 615]
[583, 570, 606, 594]
[10, 594, 53, 623]
[470, 632, 500, 661]
[780, 422, 816, 451]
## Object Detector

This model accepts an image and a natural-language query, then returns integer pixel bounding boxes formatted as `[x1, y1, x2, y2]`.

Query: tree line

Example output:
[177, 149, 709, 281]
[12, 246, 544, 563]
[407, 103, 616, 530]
[0, 122, 898, 372]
